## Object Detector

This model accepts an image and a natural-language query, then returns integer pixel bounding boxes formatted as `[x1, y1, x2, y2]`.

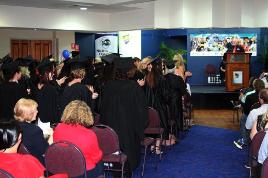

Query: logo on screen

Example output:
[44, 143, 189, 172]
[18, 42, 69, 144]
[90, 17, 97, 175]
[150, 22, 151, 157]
[101, 38, 111, 49]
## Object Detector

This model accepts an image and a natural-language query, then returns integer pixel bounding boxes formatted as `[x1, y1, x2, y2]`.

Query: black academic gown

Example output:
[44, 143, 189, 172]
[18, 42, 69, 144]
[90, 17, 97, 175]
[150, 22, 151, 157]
[35, 83, 60, 124]
[60, 82, 92, 113]
[144, 75, 169, 139]
[165, 73, 187, 131]
[0, 81, 28, 121]
[100, 80, 148, 171]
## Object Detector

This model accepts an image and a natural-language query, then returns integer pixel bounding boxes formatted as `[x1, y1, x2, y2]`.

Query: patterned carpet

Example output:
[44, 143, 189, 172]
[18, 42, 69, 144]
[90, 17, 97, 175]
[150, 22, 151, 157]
[131, 125, 249, 178]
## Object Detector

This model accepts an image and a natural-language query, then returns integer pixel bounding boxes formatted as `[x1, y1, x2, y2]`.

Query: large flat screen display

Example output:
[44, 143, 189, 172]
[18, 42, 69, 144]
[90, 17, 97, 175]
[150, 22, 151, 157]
[190, 33, 257, 56]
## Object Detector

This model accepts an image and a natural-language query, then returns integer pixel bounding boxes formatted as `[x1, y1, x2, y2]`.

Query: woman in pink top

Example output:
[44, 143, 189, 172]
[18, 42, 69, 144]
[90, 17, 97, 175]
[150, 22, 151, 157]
[53, 100, 103, 178]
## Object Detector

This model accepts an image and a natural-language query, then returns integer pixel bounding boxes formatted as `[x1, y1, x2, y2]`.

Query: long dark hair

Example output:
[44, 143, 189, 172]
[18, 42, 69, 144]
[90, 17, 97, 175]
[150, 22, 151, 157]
[146, 58, 162, 88]
[0, 121, 21, 150]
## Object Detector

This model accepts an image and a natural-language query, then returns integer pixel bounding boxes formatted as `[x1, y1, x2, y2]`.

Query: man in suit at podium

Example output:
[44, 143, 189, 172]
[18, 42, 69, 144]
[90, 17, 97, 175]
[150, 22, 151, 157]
[233, 41, 245, 53]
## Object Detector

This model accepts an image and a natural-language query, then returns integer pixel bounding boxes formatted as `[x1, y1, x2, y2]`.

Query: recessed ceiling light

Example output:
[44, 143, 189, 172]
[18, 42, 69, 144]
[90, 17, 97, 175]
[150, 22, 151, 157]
[80, 7, 87, 10]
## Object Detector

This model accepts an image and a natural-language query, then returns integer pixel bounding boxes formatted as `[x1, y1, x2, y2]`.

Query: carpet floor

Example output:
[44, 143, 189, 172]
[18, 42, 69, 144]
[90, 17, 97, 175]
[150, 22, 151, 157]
[129, 125, 249, 178]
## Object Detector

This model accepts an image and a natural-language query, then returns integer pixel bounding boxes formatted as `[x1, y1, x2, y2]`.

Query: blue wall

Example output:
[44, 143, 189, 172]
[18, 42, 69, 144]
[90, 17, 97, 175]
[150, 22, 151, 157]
[75, 33, 95, 59]
[141, 30, 165, 58]
[76, 28, 265, 86]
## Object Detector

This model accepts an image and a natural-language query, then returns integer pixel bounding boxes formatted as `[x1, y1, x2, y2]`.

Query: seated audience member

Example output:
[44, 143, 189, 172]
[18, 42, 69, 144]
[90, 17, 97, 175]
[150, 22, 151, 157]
[250, 112, 268, 140]
[258, 130, 268, 165]
[260, 71, 268, 88]
[245, 88, 268, 132]
[14, 98, 51, 165]
[53, 100, 103, 178]
[234, 79, 265, 149]
[0, 121, 45, 178]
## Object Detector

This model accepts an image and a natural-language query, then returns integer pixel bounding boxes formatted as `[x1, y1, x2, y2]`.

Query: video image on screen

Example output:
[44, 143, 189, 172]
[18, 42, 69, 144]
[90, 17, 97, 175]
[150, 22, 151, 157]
[190, 33, 257, 56]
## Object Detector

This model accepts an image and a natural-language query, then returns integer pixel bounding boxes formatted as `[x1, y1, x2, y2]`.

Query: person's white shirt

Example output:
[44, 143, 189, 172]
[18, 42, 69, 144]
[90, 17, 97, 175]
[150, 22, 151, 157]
[258, 131, 268, 164]
[186, 83, 191, 96]
[261, 77, 268, 89]
[245, 104, 268, 130]
[240, 90, 255, 103]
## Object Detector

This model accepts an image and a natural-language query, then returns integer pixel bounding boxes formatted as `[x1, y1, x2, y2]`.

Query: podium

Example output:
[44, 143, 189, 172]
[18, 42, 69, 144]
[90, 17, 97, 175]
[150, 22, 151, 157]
[225, 52, 250, 92]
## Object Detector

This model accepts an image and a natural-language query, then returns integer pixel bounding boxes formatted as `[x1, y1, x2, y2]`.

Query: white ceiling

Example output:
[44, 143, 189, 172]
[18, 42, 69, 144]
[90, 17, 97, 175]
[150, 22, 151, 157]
[0, 0, 155, 12]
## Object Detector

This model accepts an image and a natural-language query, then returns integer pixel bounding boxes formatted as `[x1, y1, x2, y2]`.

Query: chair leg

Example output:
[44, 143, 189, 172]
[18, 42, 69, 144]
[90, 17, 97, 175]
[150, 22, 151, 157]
[236, 109, 239, 123]
[121, 162, 125, 178]
[233, 109, 235, 123]
[141, 146, 148, 178]
[159, 134, 163, 161]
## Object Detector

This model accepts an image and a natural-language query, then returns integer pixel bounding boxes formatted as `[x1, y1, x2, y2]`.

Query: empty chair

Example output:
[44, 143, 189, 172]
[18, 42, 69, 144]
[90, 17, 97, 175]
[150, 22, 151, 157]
[183, 93, 192, 130]
[92, 125, 127, 178]
[44, 141, 87, 178]
[144, 107, 165, 159]
[140, 137, 155, 178]
[249, 130, 266, 177]
[261, 157, 268, 178]
[230, 100, 241, 123]
[0, 169, 14, 178]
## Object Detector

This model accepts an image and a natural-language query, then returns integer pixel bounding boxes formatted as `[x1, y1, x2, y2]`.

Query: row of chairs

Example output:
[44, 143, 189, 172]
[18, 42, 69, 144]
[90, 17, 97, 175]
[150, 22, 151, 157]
[0, 107, 177, 178]
[6, 121, 158, 178]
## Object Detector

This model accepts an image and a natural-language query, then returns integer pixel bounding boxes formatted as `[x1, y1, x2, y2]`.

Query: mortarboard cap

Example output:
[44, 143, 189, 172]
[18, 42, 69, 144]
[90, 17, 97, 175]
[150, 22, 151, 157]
[1, 55, 17, 70]
[67, 55, 89, 71]
[15, 55, 34, 67]
[114, 57, 134, 73]
[166, 60, 175, 69]
[101, 53, 121, 64]
[37, 55, 56, 75]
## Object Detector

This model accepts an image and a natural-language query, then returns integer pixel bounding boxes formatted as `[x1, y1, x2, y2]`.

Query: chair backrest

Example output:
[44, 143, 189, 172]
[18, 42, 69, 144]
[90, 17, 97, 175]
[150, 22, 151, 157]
[148, 107, 161, 128]
[92, 125, 120, 155]
[251, 130, 266, 160]
[0, 168, 14, 178]
[17, 143, 30, 154]
[44, 141, 86, 178]
[261, 157, 268, 178]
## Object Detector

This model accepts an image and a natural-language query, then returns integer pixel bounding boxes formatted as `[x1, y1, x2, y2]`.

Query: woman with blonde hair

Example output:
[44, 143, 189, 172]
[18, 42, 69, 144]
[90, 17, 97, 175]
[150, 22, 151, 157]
[14, 98, 50, 165]
[60, 58, 95, 114]
[53, 100, 103, 178]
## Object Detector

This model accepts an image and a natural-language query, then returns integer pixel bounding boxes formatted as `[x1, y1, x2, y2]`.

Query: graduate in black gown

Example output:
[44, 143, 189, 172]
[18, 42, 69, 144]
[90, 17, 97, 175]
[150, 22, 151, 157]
[144, 57, 169, 140]
[0, 55, 28, 121]
[34, 56, 60, 124]
[165, 61, 187, 132]
[100, 58, 148, 177]
[60, 56, 94, 113]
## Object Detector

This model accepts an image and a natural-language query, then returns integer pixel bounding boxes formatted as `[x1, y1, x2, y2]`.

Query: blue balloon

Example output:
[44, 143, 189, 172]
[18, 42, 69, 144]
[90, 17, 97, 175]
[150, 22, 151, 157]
[62, 50, 70, 59]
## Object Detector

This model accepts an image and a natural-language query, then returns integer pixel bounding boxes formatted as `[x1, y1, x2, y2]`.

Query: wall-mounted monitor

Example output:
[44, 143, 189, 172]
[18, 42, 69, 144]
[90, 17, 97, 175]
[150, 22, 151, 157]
[190, 33, 257, 56]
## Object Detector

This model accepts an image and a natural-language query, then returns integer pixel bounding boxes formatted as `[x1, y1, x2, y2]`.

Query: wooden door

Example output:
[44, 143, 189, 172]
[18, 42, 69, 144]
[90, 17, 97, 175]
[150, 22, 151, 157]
[11, 40, 52, 61]
[11, 40, 21, 60]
